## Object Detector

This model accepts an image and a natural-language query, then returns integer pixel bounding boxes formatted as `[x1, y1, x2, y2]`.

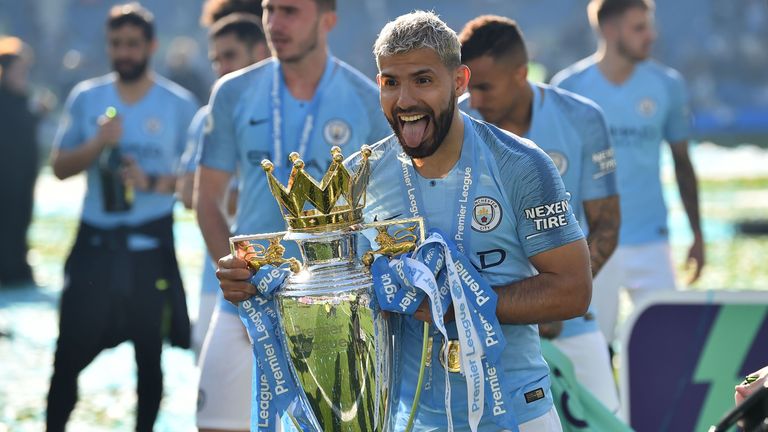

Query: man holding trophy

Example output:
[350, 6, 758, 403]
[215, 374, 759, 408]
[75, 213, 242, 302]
[217, 10, 592, 432]
[196, 0, 390, 429]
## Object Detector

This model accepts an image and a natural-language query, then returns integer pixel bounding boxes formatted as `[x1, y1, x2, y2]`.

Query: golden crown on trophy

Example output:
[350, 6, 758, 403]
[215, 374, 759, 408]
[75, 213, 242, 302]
[261, 145, 372, 232]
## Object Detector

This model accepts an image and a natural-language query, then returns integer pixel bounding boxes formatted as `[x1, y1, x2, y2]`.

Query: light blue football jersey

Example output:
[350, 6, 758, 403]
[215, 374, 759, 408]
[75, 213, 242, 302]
[200, 54, 390, 314]
[460, 81, 617, 338]
[348, 113, 585, 428]
[53, 73, 198, 250]
[552, 58, 691, 245]
[180, 105, 210, 175]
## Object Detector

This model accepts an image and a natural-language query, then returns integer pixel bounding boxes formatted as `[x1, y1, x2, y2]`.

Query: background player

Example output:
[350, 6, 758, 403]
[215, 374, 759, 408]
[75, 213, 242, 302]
[457, 15, 621, 413]
[47, 3, 197, 431]
[196, 0, 390, 429]
[552, 0, 704, 343]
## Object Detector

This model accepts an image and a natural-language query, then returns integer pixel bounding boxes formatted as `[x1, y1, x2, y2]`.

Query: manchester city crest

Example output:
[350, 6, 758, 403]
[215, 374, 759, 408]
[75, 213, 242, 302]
[323, 119, 351, 146]
[637, 97, 657, 117]
[472, 196, 502, 232]
[546, 151, 569, 175]
[144, 117, 163, 135]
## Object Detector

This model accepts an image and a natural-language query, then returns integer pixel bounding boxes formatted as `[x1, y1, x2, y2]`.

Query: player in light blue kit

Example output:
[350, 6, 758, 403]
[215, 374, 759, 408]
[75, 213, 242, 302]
[47, 4, 197, 431]
[552, 0, 704, 344]
[196, 0, 390, 429]
[217, 10, 591, 431]
[457, 16, 621, 414]
[364, 12, 590, 431]
[177, 12, 269, 358]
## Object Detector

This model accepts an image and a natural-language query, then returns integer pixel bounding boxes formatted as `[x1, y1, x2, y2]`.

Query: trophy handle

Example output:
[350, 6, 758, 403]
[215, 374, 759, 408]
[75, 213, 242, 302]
[359, 217, 426, 267]
[358, 216, 429, 432]
[229, 232, 302, 273]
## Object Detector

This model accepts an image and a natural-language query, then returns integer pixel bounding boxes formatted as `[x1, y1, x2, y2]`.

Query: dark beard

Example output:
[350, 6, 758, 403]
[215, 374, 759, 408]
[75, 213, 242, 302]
[113, 58, 149, 82]
[617, 38, 649, 63]
[389, 90, 456, 159]
[276, 18, 320, 64]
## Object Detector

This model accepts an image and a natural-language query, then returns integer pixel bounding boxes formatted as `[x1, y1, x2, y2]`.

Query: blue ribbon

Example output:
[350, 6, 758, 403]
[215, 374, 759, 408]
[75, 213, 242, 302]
[370, 231, 519, 431]
[238, 265, 312, 431]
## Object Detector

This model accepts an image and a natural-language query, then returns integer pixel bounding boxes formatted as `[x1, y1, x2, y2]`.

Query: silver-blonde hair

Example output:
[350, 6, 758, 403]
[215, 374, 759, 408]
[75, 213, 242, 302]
[373, 10, 461, 69]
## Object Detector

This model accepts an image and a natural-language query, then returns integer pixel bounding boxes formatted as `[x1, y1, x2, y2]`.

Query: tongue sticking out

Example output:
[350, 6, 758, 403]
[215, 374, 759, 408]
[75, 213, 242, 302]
[401, 117, 429, 149]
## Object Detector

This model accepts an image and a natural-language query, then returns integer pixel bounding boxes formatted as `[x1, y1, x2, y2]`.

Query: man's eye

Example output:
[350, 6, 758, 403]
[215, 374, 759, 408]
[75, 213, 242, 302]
[383, 79, 397, 87]
[416, 77, 431, 85]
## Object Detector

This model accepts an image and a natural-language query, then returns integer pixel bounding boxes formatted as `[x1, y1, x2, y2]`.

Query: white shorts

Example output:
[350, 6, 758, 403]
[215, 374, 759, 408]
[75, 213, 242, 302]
[593, 241, 677, 342]
[197, 306, 253, 430]
[516, 407, 562, 432]
[192, 292, 217, 357]
[552, 330, 620, 413]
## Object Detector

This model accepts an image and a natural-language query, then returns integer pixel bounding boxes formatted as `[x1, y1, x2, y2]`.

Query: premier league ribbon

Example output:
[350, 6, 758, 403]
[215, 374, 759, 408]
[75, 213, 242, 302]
[370, 231, 518, 432]
[238, 265, 312, 432]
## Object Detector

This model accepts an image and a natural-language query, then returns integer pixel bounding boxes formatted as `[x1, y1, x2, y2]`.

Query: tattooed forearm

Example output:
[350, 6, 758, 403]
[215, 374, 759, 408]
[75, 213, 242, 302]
[670, 142, 702, 235]
[583, 195, 620, 277]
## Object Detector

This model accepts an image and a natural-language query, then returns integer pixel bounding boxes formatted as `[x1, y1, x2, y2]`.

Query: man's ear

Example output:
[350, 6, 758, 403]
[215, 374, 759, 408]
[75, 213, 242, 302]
[455, 64, 470, 94]
[321, 10, 338, 33]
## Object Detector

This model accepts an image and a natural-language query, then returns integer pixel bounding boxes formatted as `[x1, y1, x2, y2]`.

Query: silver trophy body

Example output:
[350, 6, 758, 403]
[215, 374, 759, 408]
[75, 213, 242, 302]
[278, 229, 392, 431]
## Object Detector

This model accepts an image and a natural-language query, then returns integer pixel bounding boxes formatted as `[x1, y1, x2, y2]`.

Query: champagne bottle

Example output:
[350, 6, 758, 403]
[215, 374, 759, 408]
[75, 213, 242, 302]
[98, 106, 133, 212]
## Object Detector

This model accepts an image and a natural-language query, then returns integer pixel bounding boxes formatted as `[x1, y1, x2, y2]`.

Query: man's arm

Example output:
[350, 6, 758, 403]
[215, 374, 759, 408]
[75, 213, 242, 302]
[196, 166, 234, 263]
[583, 195, 620, 276]
[670, 140, 705, 283]
[494, 238, 592, 324]
[51, 115, 121, 180]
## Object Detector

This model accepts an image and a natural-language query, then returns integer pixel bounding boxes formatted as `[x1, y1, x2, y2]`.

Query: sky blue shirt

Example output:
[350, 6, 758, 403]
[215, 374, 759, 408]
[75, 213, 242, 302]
[460, 82, 617, 338]
[53, 73, 197, 250]
[348, 113, 585, 428]
[552, 58, 691, 245]
[200, 54, 390, 314]
[180, 105, 209, 174]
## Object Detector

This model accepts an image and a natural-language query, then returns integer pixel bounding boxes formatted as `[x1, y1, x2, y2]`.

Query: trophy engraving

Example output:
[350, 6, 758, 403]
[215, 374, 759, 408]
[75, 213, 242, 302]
[231, 145, 425, 431]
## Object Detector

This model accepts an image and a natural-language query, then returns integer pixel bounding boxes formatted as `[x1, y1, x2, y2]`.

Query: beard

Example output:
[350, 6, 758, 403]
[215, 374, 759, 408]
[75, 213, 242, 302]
[617, 37, 651, 63]
[113, 57, 149, 82]
[271, 19, 320, 64]
[388, 89, 456, 159]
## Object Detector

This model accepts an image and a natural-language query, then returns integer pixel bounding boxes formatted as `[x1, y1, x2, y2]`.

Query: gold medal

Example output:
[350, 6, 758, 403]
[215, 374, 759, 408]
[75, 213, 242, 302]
[439, 340, 462, 373]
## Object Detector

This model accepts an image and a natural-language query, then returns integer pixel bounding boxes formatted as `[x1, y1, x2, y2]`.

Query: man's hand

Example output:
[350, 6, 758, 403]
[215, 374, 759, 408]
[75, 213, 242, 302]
[687, 232, 705, 284]
[216, 254, 256, 303]
[96, 113, 123, 147]
[413, 297, 455, 323]
[122, 155, 150, 190]
[735, 365, 768, 406]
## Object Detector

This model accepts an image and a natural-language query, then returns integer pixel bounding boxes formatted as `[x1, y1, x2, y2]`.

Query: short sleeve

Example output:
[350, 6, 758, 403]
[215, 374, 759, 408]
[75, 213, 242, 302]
[200, 80, 238, 173]
[663, 70, 691, 144]
[577, 103, 618, 201]
[179, 106, 209, 175]
[502, 142, 585, 257]
[52, 86, 86, 151]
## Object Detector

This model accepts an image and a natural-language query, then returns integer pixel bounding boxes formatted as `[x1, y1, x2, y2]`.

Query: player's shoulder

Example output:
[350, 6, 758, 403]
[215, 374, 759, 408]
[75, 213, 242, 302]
[550, 56, 597, 87]
[470, 115, 550, 166]
[542, 82, 605, 123]
[343, 134, 397, 170]
[639, 60, 686, 86]
[69, 73, 114, 99]
[212, 57, 274, 99]
[153, 74, 199, 106]
[331, 57, 379, 99]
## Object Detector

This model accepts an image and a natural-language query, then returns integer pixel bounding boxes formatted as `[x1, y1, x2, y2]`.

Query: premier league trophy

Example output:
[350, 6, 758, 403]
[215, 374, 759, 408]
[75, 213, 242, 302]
[230, 146, 426, 431]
